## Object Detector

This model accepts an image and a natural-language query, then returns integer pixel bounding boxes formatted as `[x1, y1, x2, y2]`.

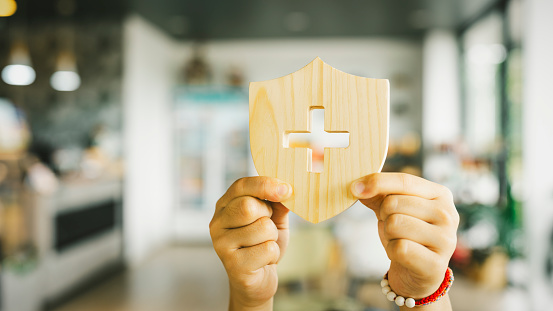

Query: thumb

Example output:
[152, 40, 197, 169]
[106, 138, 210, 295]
[351, 178, 384, 213]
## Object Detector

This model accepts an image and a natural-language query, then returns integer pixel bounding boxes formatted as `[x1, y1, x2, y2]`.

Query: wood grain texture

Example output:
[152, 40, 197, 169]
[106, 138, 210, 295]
[249, 57, 389, 223]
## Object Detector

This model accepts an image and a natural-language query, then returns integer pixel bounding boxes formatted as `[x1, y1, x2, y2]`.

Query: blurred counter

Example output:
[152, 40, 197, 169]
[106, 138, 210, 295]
[2, 177, 124, 311]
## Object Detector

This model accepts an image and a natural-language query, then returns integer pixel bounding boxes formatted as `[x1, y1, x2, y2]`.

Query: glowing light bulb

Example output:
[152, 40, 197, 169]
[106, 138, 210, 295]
[50, 70, 81, 91]
[1, 64, 36, 86]
[0, 0, 17, 17]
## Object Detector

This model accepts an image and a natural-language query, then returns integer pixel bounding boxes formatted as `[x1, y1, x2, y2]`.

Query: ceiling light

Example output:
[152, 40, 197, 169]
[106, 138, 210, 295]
[1, 64, 36, 86]
[1, 41, 36, 86]
[50, 51, 81, 91]
[50, 71, 81, 91]
[0, 0, 17, 17]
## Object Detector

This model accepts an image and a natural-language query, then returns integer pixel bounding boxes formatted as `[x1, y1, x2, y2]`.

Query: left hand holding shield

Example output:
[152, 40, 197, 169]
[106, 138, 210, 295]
[351, 173, 459, 300]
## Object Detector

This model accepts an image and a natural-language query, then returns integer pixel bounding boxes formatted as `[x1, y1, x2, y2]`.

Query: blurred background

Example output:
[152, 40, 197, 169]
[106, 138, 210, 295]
[0, 0, 551, 310]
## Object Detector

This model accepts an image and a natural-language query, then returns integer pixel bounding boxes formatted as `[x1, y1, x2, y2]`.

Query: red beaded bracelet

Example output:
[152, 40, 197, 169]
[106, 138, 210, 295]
[380, 267, 454, 308]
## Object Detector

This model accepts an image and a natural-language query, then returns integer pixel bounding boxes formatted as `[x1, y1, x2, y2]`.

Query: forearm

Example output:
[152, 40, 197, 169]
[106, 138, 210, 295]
[399, 294, 452, 311]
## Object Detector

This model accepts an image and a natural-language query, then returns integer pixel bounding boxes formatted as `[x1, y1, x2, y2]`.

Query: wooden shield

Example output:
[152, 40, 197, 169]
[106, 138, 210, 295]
[249, 57, 389, 223]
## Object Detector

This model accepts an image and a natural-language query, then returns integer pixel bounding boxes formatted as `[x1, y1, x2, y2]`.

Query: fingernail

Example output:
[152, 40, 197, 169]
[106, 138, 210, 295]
[353, 181, 365, 196]
[278, 184, 290, 197]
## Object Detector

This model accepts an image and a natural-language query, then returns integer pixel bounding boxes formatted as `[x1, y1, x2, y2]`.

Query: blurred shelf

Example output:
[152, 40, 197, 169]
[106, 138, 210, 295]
[55, 178, 122, 214]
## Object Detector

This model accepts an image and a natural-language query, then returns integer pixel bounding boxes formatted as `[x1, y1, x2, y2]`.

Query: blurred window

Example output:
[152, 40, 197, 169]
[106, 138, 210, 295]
[462, 12, 505, 155]
[457, 0, 524, 259]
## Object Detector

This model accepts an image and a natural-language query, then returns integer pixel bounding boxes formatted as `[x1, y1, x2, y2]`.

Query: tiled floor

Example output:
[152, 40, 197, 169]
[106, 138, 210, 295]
[53, 246, 230, 311]
[53, 246, 505, 311]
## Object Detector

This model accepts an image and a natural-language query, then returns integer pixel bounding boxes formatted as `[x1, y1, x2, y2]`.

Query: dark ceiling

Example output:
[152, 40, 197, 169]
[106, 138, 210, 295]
[4, 0, 498, 39]
[129, 0, 499, 39]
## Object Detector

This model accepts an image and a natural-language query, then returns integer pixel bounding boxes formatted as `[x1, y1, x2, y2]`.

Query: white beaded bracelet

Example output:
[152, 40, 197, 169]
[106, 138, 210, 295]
[380, 278, 416, 308]
[380, 268, 454, 308]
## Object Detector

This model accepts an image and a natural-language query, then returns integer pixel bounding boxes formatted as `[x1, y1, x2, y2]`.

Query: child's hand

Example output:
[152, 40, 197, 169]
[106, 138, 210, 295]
[210, 177, 292, 310]
[351, 173, 459, 301]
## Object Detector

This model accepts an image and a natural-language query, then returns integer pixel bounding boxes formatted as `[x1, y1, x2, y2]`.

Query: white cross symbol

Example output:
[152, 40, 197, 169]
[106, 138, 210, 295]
[284, 108, 350, 173]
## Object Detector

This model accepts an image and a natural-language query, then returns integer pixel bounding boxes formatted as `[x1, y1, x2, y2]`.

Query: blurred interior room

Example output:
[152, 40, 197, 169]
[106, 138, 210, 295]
[0, 0, 552, 310]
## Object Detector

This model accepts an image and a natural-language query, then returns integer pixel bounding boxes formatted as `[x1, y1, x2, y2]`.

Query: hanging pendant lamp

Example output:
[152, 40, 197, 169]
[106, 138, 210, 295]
[1, 40, 36, 86]
[50, 50, 81, 92]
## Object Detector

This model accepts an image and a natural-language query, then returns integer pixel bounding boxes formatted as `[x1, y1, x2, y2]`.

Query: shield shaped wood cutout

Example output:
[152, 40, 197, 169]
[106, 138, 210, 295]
[249, 57, 389, 223]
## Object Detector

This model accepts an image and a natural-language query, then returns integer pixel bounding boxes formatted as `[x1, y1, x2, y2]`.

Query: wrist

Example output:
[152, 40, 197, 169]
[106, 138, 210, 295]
[386, 264, 448, 299]
[386, 276, 441, 299]
[396, 279, 442, 299]
[229, 296, 272, 311]
[399, 294, 451, 311]
[382, 268, 454, 308]
[229, 285, 273, 311]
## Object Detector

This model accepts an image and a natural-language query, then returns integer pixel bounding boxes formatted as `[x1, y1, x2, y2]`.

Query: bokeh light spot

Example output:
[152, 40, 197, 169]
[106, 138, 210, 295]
[0, 0, 17, 17]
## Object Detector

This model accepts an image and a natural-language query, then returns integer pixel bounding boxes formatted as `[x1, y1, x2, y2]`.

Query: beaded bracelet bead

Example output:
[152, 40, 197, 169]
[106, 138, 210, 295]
[380, 267, 454, 308]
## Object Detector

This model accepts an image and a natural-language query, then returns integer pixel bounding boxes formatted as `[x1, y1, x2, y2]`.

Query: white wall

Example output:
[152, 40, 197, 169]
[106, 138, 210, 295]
[122, 15, 177, 266]
[523, 0, 553, 309]
[176, 38, 423, 140]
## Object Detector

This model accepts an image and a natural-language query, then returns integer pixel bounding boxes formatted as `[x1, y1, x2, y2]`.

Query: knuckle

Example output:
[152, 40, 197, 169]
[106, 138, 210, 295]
[233, 177, 247, 190]
[380, 196, 397, 219]
[452, 208, 460, 227]
[213, 240, 231, 260]
[436, 204, 459, 227]
[231, 177, 249, 197]
[215, 197, 223, 209]
[447, 234, 458, 253]
[265, 240, 277, 252]
[259, 176, 277, 201]
[266, 241, 280, 259]
[385, 214, 403, 236]
[258, 215, 271, 226]
[399, 173, 411, 192]
[238, 197, 257, 220]
[264, 219, 279, 240]
[366, 173, 380, 191]
[209, 217, 223, 239]
[259, 216, 277, 232]
[440, 231, 457, 254]
[440, 185, 454, 200]
[235, 275, 257, 291]
[208, 219, 216, 236]
[391, 239, 410, 262]
[435, 206, 451, 224]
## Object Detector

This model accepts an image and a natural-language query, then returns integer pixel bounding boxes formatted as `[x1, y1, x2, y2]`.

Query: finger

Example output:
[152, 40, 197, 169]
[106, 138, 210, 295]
[379, 195, 446, 224]
[215, 196, 273, 229]
[377, 219, 388, 248]
[380, 214, 454, 253]
[218, 217, 278, 250]
[270, 202, 290, 229]
[385, 239, 445, 278]
[351, 173, 450, 201]
[270, 202, 290, 260]
[232, 241, 280, 272]
[217, 177, 292, 211]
